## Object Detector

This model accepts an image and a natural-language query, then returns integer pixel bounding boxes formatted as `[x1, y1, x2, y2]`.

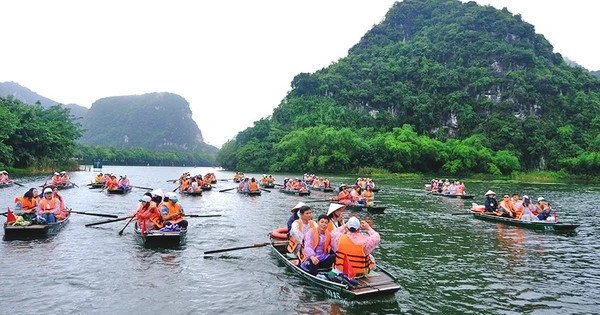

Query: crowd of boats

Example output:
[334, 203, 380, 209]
[2, 171, 581, 299]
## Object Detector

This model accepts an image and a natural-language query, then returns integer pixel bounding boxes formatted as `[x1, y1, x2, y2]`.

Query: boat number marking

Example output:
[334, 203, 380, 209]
[324, 289, 340, 299]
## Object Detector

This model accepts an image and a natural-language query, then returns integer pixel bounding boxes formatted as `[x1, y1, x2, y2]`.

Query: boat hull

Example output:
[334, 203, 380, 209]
[431, 192, 474, 199]
[238, 190, 261, 196]
[180, 190, 203, 196]
[269, 239, 400, 299]
[471, 211, 579, 232]
[260, 183, 275, 189]
[309, 186, 334, 193]
[3, 215, 70, 240]
[0, 182, 15, 188]
[134, 223, 187, 248]
[279, 189, 310, 196]
[106, 188, 132, 194]
[345, 204, 387, 214]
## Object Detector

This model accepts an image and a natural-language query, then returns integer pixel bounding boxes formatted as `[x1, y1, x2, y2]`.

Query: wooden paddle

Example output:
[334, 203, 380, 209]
[118, 215, 137, 236]
[187, 214, 222, 218]
[166, 179, 179, 183]
[69, 210, 118, 218]
[219, 187, 237, 192]
[85, 216, 133, 227]
[12, 181, 24, 187]
[304, 199, 334, 203]
[260, 188, 271, 193]
[133, 185, 153, 190]
[69, 181, 79, 188]
[204, 241, 287, 255]
[172, 186, 179, 192]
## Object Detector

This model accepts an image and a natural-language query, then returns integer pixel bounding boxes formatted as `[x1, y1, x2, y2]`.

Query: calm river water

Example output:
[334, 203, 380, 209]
[1, 166, 599, 314]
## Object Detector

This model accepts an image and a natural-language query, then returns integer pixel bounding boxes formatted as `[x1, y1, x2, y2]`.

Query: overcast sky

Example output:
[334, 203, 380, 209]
[1, 1, 598, 148]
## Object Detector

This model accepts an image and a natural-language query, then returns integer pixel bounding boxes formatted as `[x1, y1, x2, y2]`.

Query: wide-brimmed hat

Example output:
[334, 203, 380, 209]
[484, 190, 496, 196]
[327, 203, 346, 216]
[537, 197, 545, 202]
[151, 188, 165, 198]
[291, 202, 306, 213]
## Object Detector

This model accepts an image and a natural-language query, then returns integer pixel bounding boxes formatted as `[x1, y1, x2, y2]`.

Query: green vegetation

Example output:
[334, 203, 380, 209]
[74, 144, 216, 167]
[217, 0, 600, 177]
[0, 97, 82, 171]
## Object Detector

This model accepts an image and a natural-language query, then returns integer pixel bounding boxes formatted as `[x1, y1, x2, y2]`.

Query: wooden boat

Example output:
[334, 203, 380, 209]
[106, 187, 132, 194]
[3, 213, 70, 240]
[133, 223, 187, 248]
[430, 192, 474, 199]
[0, 182, 14, 188]
[260, 183, 276, 189]
[279, 189, 310, 196]
[45, 182, 76, 190]
[309, 186, 334, 193]
[269, 239, 401, 299]
[470, 210, 579, 232]
[345, 204, 387, 214]
[202, 184, 213, 191]
[180, 190, 203, 196]
[238, 189, 261, 196]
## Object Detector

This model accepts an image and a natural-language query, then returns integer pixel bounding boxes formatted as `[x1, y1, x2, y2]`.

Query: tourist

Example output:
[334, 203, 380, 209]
[301, 214, 335, 275]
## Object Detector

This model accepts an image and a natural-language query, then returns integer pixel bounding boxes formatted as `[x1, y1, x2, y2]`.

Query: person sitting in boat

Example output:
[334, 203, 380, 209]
[118, 175, 130, 190]
[0, 170, 10, 184]
[356, 178, 365, 189]
[36, 187, 60, 223]
[455, 181, 465, 195]
[350, 185, 363, 205]
[498, 194, 516, 218]
[52, 187, 69, 220]
[301, 214, 336, 275]
[105, 175, 118, 190]
[362, 186, 374, 206]
[510, 194, 523, 219]
[536, 197, 554, 221]
[288, 206, 316, 257]
[136, 195, 163, 230]
[150, 189, 165, 206]
[322, 178, 331, 188]
[519, 195, 539, 221]
[249, 177, 260, 192]
[326, 203, 346, 232]
[333, 185, 353, 205]
[160, 192, 188, 229]
[311, 177, 321, 188]
[483, 190, 499, 214]
[51, 172, 61, 185]
[13, 188, 40, 221]
[331, 216, 380, 277]
[446, 182, 457, 195]
[94, 173, 104, 184]
[286, 202, 307, 237]
[59, 171, 69, 184]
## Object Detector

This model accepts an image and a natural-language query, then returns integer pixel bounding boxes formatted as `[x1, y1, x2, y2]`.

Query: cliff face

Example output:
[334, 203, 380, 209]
[79, 92, 211, 151]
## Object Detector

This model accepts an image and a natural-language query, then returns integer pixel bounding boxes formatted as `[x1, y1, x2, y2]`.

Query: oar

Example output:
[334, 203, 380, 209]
[133, 185, 153, 190]
[172, 186, 179, 192]
[274, 183, 285, 187]
[70, 181, 79, 188]
[85, 216, 132, 227]
[187, 214, 222, 218]
[219, 187, 237, 192]
[260, 188, 271, 193]
[451, 212, 472, 215]
[12, 181, 24, 187]
[204, 241, 286, 255]
[304, 199, 333, 203]
[118, 214, 138, 236]
[69, 210, 118, 218]
[166, 179, 178, 183]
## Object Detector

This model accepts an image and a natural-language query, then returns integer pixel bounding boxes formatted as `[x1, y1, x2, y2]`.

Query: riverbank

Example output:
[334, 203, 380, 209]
[6, 160, 80, 177]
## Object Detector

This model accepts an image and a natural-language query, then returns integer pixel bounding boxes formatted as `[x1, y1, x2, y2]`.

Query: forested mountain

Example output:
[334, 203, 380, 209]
[80, 92, 216, 153]
[592, 71, 600, 79]
[0, 81, 88, 119]
[217, 0, 600, 175]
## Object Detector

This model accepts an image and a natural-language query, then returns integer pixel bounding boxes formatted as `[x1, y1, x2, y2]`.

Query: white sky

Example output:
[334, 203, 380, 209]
[1, 1, 598, 148]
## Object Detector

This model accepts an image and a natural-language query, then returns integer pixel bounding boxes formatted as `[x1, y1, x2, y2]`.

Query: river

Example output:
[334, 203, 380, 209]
[1, 166, 599, 314]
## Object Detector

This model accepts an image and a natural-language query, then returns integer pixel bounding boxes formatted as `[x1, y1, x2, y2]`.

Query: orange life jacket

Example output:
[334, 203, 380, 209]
[14, 196, 37, 211]
[137, 202, 163, 228]
[39, 197, 58, 213]
[287, 219, 317, 253]
[363, 190, 374, 202]
[335, 234, 372, 276]
[301, 228, 331, 262]
[249, 182, 259, 191]
[163, 202, 184, 224]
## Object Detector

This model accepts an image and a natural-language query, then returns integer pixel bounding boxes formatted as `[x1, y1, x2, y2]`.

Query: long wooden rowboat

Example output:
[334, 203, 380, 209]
[260, 183, 275, 189]
[107, 187, 132, 194]
[133, 223, 187, 248]
[45, 182, 76, 190]
[269, 239, 401, 299]
[238, 190, 262, 196]
[89, 182, 105, 189]
[279, 189, 310, 196]
[471, 211, 579, 232]
[0, 182, 15, 188]
[309, 186, 334, 193]
[3, 213, 70, 240]
[180, 190, 203, 196]
[430, 192, 474, 199]
[345, 204, 387, 214]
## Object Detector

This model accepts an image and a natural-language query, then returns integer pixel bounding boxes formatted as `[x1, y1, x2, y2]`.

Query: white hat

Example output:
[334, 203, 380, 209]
[150, 188, 165, 198]
[327, 203, 345, 216]
[523, 195, 530, 200]
[484, 190, 496, 196]
[139, 195, 151, 202]
[43, 187, 53, 194]
[60, 171, 66, 174]
[54, 172, 60, 175]
[123, 174, 127, 178]
[537, 197, 545, 202]
[291, 202, 306, 213]
[347, 217, 360, 231]
[165, 192, 177, 199]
